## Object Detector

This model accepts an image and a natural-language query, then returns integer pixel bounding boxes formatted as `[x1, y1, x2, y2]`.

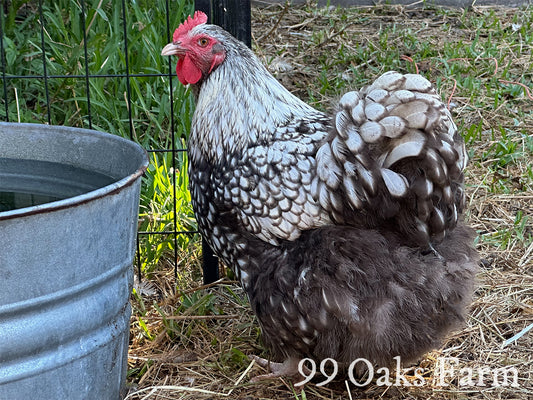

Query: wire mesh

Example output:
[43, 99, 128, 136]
[0, 0, 215, 283]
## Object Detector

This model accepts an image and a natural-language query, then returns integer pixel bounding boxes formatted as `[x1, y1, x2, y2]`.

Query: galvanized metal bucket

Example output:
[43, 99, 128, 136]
[0, 123, 148, 400]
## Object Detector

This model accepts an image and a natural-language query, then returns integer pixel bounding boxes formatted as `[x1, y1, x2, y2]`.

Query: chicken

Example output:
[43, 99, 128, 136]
[162, 11, 478, 380]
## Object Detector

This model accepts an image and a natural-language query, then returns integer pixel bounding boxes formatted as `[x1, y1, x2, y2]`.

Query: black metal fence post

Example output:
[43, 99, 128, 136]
[195, 0, 251, 48]
[194, 0, 251, 284]
[212, 0, 252, 48]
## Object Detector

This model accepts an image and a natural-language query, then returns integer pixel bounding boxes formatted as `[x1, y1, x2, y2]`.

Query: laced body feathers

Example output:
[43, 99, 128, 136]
[181, 22, 477, 367]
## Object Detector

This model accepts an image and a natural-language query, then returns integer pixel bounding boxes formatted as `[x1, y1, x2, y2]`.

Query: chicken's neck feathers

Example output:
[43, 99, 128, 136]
[189, 40, 325, 165]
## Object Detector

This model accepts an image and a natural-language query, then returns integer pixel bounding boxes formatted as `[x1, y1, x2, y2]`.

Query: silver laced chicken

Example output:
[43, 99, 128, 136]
[162, 12, 478, 380]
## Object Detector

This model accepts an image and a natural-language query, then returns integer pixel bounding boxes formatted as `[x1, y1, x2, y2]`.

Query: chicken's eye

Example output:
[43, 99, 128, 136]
[197, 38, 209, 47]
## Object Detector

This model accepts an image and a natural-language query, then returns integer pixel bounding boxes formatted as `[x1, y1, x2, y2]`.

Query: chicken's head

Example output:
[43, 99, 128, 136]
[161, 11, 226, 85]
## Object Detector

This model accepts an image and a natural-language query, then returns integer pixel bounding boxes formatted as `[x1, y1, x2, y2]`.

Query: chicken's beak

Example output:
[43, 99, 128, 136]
[161, 42, 185, 57]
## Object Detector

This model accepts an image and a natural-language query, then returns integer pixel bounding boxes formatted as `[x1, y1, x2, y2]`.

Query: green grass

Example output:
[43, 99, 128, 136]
[3, 0, 193, 139]
[2, 0, 198, 274]
[139, 148, 197, 273]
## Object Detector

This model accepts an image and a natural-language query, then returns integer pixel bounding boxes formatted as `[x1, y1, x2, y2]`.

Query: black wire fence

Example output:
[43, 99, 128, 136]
[0, 0, 250, 284]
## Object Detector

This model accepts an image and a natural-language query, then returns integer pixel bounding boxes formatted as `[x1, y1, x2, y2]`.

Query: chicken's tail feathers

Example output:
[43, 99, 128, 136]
[317, 71, 467, 246]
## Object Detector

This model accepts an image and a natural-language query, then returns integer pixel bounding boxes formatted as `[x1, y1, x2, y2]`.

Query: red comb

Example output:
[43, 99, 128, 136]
[173, 11, 208, 42]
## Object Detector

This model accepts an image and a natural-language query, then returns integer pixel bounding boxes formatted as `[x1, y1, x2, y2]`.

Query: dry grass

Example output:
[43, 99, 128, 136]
[126, 3, 533, 399]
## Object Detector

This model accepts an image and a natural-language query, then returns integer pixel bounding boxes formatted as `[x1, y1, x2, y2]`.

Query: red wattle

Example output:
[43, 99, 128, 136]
[176, 55, 202, 85]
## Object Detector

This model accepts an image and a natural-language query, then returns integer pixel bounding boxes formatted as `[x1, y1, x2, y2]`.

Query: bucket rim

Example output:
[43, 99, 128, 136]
[0, 122, 149, 221]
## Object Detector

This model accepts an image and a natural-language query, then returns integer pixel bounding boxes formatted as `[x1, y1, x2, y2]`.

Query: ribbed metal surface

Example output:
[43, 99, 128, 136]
[0, 123, 148, 400]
